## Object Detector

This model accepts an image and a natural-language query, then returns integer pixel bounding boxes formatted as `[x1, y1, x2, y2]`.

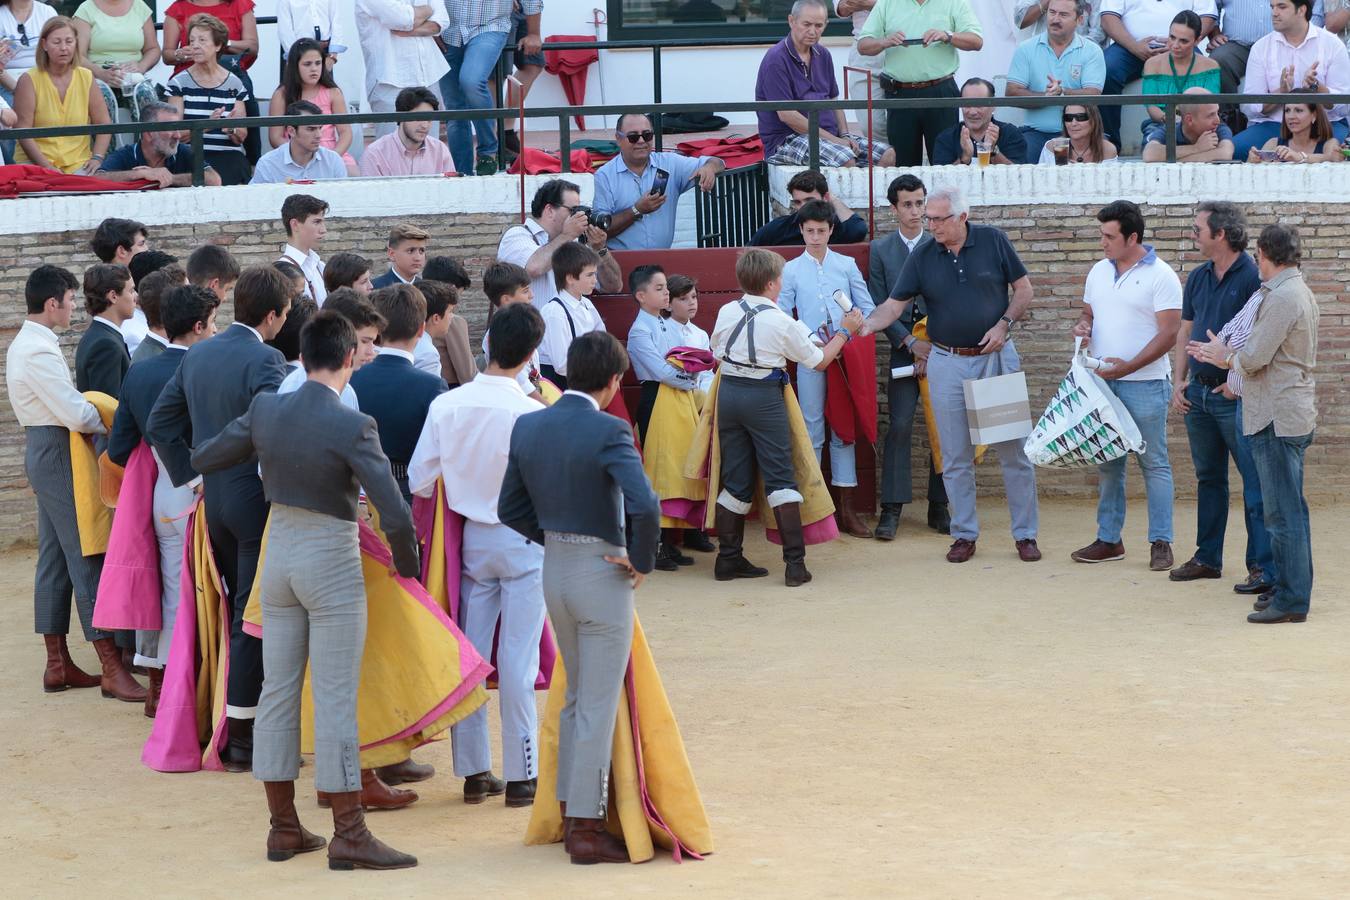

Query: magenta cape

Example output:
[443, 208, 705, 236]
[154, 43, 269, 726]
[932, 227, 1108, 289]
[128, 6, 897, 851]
[93, 441, 162, 631]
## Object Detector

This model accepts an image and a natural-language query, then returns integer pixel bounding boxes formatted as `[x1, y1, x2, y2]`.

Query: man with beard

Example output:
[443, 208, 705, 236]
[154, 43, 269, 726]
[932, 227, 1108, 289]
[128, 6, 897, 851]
[358, 87, 455, 177]
[99, 101, 222, 187]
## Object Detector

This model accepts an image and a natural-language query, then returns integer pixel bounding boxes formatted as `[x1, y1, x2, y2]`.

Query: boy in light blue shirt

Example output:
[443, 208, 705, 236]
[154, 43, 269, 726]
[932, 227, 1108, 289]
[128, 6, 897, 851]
[779, 199, 875, 537]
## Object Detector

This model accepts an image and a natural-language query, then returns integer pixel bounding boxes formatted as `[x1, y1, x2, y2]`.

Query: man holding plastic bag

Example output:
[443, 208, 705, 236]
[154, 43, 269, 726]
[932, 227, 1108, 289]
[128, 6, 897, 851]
[1069, 201, 1182, 572]
[860, 185, 1040, 565]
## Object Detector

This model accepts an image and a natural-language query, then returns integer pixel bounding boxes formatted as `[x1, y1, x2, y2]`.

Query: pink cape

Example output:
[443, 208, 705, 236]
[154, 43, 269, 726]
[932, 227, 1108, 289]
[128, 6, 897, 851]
[93, 441, 162, 631]
[413, 489, 557, 690]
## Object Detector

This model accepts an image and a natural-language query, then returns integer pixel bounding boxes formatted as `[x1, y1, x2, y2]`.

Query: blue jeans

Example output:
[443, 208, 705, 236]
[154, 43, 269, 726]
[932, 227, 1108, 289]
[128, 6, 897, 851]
[1248, 426, 1314, 614]
[1183, 383, 1274, 576]
[1096, 379, 1173, 544]
[1101, 42, 1145, 146]
[1233, 119, 1350, 160]
[795, 365, 857, 487]
[440, 30, 510, 172]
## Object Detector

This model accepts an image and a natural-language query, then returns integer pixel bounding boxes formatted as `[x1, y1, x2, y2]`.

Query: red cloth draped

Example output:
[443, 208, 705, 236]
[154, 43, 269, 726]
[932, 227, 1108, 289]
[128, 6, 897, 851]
[506, 147, 593, 175]
[0, 163, 158, 198]
[544, 36, 599, 130]
[824, 335, 878, 446]
[674, 135, 765, 168]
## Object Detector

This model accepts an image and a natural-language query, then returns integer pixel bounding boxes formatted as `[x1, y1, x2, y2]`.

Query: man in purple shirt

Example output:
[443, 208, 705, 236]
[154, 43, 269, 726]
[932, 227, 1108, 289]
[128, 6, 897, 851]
[756, 0, 896, 167]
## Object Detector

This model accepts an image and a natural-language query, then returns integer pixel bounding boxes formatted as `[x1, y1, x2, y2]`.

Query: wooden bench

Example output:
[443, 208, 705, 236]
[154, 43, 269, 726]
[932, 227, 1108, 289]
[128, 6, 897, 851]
[594, 244, 876, 514]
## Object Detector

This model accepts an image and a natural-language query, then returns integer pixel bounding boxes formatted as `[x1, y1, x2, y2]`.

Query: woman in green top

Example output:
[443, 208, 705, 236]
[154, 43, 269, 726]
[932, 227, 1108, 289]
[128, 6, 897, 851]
[72, 0, 159, 121]
[1140, 10, 1219, 144]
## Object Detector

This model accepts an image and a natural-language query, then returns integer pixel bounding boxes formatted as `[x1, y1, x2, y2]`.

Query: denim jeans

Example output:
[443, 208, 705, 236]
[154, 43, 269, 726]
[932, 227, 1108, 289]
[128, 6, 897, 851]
[440, 30, 510, 173]
[795, 365, 857, 487]
[1248, 426, 1314, 615]
[1101, 42, 1144, 146]
[1096, 379, 1173, 544]
[1183, 383, 1274, 577]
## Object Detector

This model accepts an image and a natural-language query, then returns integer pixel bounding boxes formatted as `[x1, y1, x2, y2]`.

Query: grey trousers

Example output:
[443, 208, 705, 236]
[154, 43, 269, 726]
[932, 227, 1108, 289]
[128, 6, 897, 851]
[925, 344, 1039, 542]
[542, 535, 634, 820]
[25, 426, 109, 642]
[252, 504, 364, 793]
[717, 376, 799, 507]
[135, 455, 191, 667]
[1209, 40, 1252, 96]
[451, 519, 546, 781]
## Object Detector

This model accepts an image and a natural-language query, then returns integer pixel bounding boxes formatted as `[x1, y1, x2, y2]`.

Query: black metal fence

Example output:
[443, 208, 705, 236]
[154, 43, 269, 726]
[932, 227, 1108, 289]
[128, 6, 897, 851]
[694, 162, 771, 248]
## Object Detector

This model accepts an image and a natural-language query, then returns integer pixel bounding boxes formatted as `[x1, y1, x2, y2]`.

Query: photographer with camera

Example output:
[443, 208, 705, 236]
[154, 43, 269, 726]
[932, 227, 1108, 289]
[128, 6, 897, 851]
[497, 179, 623, 310]
[594, 113, 725, 251]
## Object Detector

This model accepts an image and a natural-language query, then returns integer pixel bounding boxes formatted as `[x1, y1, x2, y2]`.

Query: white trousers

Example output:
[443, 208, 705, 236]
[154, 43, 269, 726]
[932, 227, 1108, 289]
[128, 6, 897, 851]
[450, 520, 546, 781]
[135, 455, 192, 668]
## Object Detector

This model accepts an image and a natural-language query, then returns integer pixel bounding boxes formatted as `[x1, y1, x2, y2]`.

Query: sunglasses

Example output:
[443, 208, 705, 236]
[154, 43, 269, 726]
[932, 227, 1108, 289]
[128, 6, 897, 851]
[17, 23, 29, 46]
[1062, 112, 1092, 122]
[620, 129, 655, 144]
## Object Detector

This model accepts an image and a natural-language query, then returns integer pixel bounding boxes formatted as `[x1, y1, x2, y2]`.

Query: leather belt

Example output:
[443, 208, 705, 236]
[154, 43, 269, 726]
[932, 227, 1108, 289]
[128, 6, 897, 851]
[880, 73, 955, 94]
[930, 341, 984, 357]
[1191, 372, 1226, 387]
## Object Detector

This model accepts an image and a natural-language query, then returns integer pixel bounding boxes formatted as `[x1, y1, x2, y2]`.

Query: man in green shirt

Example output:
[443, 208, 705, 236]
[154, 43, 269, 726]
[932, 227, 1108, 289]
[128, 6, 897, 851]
[858, 0, 984, 165]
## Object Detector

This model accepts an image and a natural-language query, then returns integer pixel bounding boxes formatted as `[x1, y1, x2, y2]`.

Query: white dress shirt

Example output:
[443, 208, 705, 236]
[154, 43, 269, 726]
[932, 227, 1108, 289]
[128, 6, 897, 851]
[277, 0, 352, 55]
[407, 373, 545, 522]
[539, 289, 604, 375]
[496, 218, 556, 311]
[671, 316, 714, 391]
[482, 326, 541, 395]
[355, 0, 451, 96]
[711, 294, 824, 380]
[121, 307, 149, 355]
[278, 360, 359, 410]
[1241, 25, 1350, 124]
[5, 320, 104, 432]
[140, 330, 171, 352]
[281, 244, 327, 305]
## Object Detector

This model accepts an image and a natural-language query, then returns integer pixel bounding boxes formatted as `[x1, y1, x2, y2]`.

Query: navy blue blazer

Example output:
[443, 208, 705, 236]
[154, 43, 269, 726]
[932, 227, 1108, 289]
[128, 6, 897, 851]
[499, 393, 660, 574]
[146, 323, 288, 488]
[75, 318, 131, 399]
[107, 346, 187, 467]
[349, 352, 447, 468]
[370, 269, 418, 290]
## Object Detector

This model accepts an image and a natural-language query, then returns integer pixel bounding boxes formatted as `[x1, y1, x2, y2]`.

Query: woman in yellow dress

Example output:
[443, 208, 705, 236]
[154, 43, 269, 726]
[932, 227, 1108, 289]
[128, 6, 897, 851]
[12, 15, 112, 174]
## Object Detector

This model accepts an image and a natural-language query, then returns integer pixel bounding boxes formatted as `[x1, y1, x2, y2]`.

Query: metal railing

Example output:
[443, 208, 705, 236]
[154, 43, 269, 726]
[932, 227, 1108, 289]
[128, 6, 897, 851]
[694, 162, 771, 248]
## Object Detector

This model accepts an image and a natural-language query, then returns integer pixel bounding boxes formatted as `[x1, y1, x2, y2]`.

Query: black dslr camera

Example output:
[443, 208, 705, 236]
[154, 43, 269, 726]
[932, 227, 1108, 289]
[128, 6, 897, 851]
[572, 205, 612, 239]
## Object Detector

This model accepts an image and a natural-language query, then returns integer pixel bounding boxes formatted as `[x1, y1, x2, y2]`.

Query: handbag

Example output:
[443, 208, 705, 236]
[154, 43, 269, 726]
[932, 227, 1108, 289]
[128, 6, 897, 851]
[962, 348, 1033, 446]
[1023, 338, 1146, 468]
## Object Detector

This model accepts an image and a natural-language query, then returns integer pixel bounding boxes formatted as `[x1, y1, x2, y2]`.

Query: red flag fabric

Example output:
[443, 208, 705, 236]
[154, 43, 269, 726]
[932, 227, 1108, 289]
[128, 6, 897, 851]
[675, 135, 765, 168]
[544, 35, 599, 130]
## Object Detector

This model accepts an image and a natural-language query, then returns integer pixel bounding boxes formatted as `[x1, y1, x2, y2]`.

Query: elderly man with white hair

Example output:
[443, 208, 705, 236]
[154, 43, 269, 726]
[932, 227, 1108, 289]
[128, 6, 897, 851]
[860, 185, 1041, 565]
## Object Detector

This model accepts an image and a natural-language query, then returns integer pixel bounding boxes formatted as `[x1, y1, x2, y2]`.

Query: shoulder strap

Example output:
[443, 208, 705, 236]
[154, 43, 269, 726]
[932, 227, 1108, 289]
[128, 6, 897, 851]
[549, 297, 577, 340]
[720, 300, 770, 367]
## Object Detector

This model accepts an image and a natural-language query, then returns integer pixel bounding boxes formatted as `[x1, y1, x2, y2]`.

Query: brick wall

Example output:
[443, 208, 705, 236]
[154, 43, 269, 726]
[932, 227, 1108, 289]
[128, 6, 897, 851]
[1, 197, 1346, 546]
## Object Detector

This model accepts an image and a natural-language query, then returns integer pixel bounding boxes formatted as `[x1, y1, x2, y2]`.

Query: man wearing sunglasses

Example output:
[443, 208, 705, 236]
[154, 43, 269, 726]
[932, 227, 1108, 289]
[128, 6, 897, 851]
[592, 112, 724, 251]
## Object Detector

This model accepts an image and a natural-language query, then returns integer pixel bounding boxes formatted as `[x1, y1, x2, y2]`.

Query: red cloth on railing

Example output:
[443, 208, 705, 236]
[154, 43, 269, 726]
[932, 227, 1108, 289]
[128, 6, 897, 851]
[544, 36, 599, 130]
[0, 164, 159, 199]
[507, 148, 594, 175]
[824, 335, 878, 446]
[675, 135, 764, 168]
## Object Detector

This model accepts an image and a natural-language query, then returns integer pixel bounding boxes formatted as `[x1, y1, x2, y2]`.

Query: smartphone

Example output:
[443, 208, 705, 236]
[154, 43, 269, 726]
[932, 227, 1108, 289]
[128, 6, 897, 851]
[901, 37, 926, 46]
[650, 167, 670, 197]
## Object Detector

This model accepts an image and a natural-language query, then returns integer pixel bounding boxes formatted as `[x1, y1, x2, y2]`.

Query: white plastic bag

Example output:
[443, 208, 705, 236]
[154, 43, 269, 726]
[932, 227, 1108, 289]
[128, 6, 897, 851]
[1023, 338, 1146, 469]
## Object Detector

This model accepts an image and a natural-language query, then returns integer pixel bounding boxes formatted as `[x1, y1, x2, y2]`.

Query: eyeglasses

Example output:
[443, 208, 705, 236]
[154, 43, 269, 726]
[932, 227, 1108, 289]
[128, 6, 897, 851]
[619, 129, 655, 144]
[922, 213, 958, 225]
[17, 23, 29, 46]
[1062, 112, 1091, 122]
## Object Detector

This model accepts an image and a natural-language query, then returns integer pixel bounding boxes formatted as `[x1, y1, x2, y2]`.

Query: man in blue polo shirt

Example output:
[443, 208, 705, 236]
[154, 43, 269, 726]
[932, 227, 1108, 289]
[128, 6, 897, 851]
[1168, 200, 1274, 593]
[1141, 89, 1234, 161]
[98, 102, 221, 188]
[756, 0, 895, 168]
[1006, 0, 1107, 162]
[593, 112, 725, 251]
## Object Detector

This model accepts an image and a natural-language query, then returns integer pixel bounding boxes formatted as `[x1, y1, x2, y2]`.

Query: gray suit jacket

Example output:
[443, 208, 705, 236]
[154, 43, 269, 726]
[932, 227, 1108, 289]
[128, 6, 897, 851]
[499, 393, 661, 574]
[867, 230, 932, 351]
[130, 335, 166, 365]
[190, 380, 420, 578]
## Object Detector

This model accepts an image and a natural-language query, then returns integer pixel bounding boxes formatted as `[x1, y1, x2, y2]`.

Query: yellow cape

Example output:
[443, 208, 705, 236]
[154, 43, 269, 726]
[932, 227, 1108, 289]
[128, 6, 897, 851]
[643, 383, 708, 528]
[683, 371, 834, 531]
[189, 499, 231, 754]
[524, 615, 713, 863]
[245, 510, 490, 768]
[71, 391, 117, 555]
[912, 319, 985, 472]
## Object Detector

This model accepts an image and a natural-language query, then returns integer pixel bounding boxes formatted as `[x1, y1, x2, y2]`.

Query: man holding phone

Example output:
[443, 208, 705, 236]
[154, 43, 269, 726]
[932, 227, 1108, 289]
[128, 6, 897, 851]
[593, 113, 725, 251]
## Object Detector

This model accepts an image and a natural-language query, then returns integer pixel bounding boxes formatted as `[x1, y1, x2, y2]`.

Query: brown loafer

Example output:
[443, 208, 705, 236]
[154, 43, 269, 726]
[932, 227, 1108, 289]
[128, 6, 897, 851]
[1149, 540, 1174, 572]
[946, 538, 976, 563]
[1169, 558, 1221, 581]
[1070, 540, 1124, 563]
[1015, 539, 1041, 562]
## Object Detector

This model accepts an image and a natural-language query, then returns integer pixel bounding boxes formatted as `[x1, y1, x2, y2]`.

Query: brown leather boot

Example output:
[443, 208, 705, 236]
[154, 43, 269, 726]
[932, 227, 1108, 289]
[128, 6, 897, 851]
[42, 634, 100, 692]
[773, 502, 812, 587]
[564, 816, 629, 865]
[143, 667, 163, 718]
[327, 791, 418, 870]
[318, 769, 418, 810]
[837, 486, 874, 538]
[264, 780, 327, 862]
[92, 637, 146, 702]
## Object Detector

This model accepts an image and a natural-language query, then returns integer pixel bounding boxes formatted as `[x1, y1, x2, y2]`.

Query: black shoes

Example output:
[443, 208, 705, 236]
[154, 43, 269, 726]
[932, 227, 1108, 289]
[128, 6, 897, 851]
[505, 778, 537, 808]
[927, 502, 951, 535]
[1234, 568, 1272, 595]
[874, 504, 902, 541]
[463, 771, 507, 804]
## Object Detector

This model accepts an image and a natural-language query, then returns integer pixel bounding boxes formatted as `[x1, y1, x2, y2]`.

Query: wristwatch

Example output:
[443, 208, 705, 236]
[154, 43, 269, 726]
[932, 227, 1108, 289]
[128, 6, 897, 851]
[597, 247, 610, 257]
[944, 30, 953, 43]
[630, 205, 644, 221]
[1000, 315, 1015, 331]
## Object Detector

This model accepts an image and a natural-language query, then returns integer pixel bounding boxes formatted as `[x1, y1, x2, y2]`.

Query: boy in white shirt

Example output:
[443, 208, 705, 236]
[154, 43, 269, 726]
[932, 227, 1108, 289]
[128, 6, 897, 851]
[538, 242, 603, 391]
[482, 261, 545, 402]
[667, 274, 713, 393]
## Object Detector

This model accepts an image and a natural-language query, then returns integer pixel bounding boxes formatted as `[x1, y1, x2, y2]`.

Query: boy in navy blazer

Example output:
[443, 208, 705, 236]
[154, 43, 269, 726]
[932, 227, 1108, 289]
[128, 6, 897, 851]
[75, 264, 136, 398]
[351, 283, 447, 505]
[498, 331, 660, 865]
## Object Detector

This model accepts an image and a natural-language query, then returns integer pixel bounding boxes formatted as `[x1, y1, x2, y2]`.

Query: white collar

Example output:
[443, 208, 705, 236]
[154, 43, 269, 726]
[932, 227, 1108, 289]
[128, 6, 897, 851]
[287, 360, 303, 370]
[21, 319, 59, 344]
[392, 268, 418, 284]
[94, 315, 123, 332]
[283, 244, 320, 267]
[378, 346, 416, 363]
[899, 228, 923, 247]
[477, 372, 527, 393]
[164, 343, 189, 352]
[556, 288, 585, 306]
[741, 293, 778, 307]
[232, 321, 264, 342]
[563, 389, 601, 410]
[145, 330, 171, 347]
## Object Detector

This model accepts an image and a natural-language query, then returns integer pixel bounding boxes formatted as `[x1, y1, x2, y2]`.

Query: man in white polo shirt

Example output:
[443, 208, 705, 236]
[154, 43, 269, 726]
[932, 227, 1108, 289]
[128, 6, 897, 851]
[1070, 200, 1183, 572]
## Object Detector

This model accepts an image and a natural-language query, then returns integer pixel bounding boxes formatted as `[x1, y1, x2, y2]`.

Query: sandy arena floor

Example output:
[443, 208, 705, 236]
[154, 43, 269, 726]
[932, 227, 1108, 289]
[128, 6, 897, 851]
[2, 498, 1347, 899]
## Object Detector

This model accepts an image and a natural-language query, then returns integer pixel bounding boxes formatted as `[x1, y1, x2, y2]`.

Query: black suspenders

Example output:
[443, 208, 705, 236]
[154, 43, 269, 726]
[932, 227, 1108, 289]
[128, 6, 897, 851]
[549, 296, 577, 340]
[721, 300, 771, 368]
